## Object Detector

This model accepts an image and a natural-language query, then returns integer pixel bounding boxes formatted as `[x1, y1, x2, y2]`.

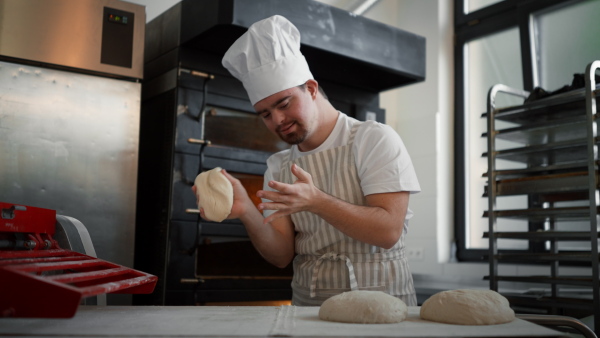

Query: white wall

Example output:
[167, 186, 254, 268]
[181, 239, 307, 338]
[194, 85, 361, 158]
[359, 0, 462, 277]
[125, 0, 180, 22]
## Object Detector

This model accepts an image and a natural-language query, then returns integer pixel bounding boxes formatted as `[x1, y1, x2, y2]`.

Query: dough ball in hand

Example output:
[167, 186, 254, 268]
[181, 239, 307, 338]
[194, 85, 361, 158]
[318, 290, 408, 324]
[420, 289, 515, 325]
[194, 167, 233, 222]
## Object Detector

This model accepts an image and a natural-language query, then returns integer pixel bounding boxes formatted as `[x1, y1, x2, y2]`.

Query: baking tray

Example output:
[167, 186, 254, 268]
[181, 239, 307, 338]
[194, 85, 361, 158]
[484, 171, 594, 196]
[482, 162, 590, 180]
[482, 116, 587, 146]
[482, 87, 600, 124]
[485, 275, 595, 287]
[483, 139, 599, 166]
[494, 252, 597, 263]
[483, 230, 597, 241]
[503, 294, 594, 312]
[482, 206, 596, 222]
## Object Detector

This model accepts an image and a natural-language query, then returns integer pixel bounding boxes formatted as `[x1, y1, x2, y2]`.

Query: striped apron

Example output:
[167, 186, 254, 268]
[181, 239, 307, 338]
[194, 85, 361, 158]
[280, 122, 417, 306]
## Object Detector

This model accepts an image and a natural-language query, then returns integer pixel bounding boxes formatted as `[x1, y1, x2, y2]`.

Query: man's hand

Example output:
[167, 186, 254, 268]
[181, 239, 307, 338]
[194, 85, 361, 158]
[221, 169, 255, 219]
[257, 163, 409, 249]
[257, 164, 320, 224]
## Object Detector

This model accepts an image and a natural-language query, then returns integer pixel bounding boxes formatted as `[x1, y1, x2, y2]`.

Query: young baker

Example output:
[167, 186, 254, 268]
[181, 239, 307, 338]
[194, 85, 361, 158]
[198, 15, 421, 306]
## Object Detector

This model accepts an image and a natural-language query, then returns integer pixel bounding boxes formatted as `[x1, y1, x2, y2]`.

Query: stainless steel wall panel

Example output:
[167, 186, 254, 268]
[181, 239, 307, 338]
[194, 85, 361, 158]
[0, 60, 140, 273]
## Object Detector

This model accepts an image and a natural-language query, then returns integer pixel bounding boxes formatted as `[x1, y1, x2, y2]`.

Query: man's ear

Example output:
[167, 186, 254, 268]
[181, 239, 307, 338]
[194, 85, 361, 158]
[305, 79, 319, 100]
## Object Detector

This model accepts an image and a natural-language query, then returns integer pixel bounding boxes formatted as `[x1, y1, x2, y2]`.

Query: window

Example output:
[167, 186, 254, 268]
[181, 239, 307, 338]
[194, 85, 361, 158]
[464, 28, 524, 250]
[455, 0, 600, 260]
[533, 0, 600, 90]
[466, 0, 505, 13]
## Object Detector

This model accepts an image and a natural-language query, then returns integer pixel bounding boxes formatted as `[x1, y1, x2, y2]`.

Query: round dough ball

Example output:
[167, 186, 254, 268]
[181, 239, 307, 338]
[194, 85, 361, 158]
[318, 291, 408, 324]
[194, 167, 233, 222]
[420, 289, 515, 325]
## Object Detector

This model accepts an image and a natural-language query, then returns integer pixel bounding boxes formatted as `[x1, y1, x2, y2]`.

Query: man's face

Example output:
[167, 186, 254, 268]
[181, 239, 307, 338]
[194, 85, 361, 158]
[254, 84, 316, 146]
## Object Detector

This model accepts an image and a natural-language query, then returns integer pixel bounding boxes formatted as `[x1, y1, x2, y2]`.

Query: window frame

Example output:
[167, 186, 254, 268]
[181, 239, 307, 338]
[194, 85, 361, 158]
[454, 0, 583, 261]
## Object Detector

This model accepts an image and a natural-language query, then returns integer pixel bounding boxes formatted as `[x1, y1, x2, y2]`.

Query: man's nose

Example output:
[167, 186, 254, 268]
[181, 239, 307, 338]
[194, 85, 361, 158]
[272, 110, 286, 125]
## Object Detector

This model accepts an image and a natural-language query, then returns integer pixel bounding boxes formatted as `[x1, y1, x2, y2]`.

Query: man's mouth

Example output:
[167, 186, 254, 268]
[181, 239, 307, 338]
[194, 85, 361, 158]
[278, 121, 296, 134]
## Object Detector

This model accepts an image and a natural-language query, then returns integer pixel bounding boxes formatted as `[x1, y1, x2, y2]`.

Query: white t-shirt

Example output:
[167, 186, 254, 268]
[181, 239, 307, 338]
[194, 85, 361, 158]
[263, 113, 420, 220]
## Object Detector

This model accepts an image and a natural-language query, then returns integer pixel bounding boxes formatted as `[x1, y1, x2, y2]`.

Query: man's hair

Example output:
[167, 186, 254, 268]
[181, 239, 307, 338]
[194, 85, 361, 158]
[298, 82, 329, 101]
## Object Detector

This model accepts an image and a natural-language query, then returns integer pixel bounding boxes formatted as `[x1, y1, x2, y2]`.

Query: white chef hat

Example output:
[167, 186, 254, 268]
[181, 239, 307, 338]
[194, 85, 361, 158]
[222, 15, 314, 106]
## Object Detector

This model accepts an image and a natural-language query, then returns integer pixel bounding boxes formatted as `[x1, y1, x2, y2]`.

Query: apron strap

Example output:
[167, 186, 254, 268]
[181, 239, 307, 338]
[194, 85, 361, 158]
[310, 252, 359, 298]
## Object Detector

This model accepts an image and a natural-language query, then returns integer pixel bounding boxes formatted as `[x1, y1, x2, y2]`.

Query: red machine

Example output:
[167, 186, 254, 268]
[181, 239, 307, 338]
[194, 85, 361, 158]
[0, 202, 157, 318]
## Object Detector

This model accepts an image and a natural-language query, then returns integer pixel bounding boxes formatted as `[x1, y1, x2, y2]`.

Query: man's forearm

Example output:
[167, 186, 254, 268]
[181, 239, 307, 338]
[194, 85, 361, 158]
[239, 204, 295, 268]
[309, 190, 408, 249]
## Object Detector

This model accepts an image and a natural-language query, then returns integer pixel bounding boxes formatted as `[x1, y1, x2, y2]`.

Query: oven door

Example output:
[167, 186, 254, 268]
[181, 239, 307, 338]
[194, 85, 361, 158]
[168, 105, 293, 305]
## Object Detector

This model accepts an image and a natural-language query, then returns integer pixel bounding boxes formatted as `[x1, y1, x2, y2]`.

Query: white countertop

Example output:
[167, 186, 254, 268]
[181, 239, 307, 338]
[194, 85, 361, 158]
[0, 305, 564, 338]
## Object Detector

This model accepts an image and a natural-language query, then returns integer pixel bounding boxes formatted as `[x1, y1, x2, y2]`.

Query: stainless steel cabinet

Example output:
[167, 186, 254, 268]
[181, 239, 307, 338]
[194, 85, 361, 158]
[483, 61, 600, 330]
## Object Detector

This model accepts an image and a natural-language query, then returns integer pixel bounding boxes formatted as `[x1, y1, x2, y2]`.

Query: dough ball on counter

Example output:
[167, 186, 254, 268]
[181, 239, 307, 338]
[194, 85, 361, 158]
[420, 289, 515, 325]
[194, 167, 233, 222]
[318, 290, 408, 324]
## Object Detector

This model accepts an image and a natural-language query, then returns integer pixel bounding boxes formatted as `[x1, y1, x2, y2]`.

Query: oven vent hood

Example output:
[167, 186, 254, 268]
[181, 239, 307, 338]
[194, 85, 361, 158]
[145, 0, 425, 92]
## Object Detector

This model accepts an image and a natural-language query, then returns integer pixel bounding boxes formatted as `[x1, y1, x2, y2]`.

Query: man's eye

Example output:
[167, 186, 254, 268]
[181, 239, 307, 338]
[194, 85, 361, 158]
[279, 101, 290, 109]
[261, 112, 271, 119]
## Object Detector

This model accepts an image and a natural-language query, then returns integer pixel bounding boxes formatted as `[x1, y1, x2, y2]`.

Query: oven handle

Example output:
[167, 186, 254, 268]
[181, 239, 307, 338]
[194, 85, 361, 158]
[188, 138, 212, 145]
[181, 276, 292, 283]
[178, 67, 215, 80]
